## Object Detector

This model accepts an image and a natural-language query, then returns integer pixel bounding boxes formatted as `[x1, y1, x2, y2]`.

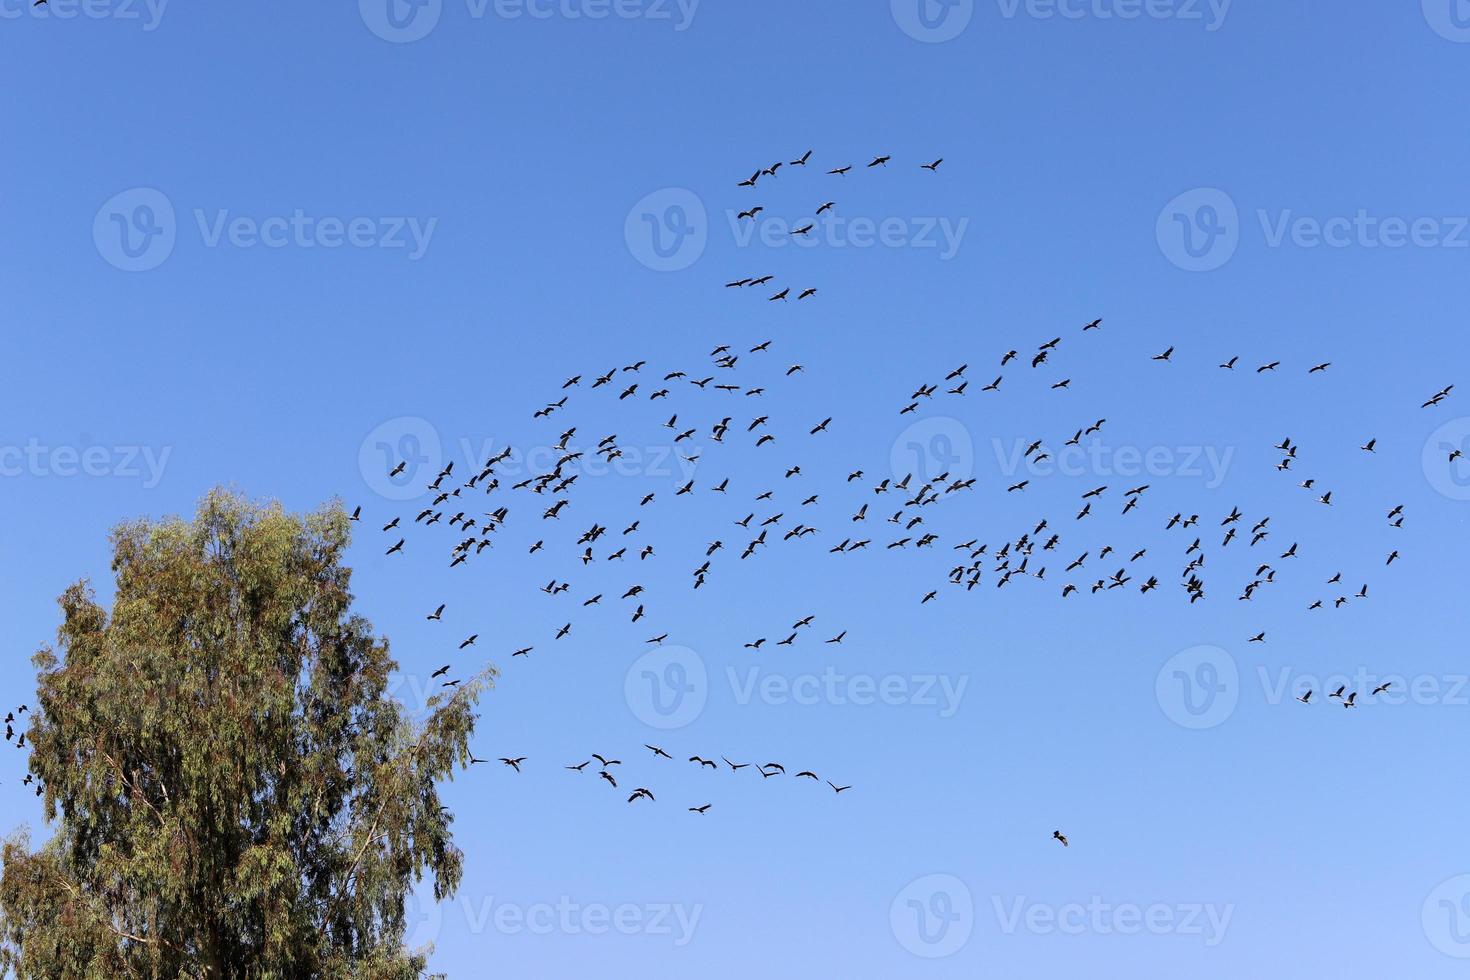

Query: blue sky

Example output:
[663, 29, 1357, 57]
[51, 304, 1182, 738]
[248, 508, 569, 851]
[4, 1, 1470, 976]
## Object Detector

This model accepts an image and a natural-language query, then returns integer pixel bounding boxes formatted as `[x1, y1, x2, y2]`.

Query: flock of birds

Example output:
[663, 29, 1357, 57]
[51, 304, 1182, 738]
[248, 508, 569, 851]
[726, 150, 942, 304]
[7, 151, 1450, 846]
[487, 748, 850, 812]
[3, 705, 40, 796]
[348, 150, 1459, 832]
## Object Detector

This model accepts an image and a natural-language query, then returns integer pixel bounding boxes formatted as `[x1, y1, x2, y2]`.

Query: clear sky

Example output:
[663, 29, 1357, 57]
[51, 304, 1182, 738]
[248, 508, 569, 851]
[4, 2, 1470, 977]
